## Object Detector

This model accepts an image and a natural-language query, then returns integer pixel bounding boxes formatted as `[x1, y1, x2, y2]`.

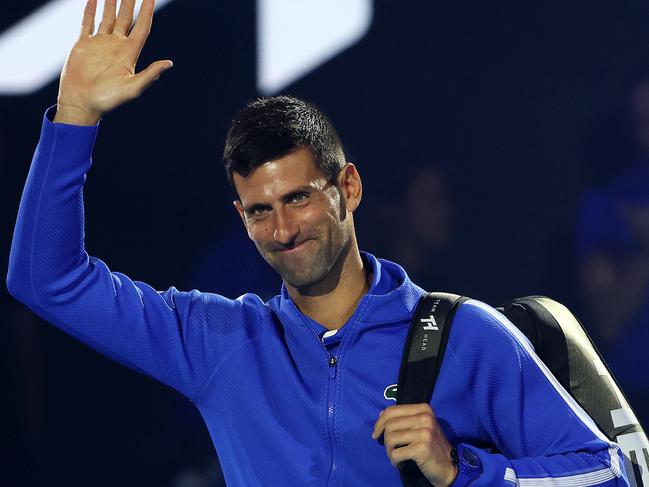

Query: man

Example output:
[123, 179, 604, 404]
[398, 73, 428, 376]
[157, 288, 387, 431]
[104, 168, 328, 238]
[6, 1, 629, 486]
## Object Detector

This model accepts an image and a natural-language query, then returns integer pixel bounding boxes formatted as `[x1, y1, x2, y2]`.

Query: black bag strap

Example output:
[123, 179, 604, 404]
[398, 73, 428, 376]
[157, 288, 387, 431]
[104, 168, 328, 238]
[396, 292, 467, 487]
[397, 292, 466, 405]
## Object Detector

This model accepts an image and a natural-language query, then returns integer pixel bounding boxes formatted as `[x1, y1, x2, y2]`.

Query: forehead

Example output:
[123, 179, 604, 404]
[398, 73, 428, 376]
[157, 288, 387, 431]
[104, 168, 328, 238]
[233, 147, 326, 203]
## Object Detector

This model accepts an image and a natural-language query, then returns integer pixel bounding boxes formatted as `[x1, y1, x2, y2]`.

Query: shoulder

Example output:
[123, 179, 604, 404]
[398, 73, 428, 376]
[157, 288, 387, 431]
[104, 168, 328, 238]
[157, 286, 269, 327]
[453, 299, 529, 341]
[448, 299, 535, 366]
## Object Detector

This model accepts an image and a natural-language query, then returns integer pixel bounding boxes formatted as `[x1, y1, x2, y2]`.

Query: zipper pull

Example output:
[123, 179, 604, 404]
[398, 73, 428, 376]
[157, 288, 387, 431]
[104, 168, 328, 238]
[329, 356, 338, 379]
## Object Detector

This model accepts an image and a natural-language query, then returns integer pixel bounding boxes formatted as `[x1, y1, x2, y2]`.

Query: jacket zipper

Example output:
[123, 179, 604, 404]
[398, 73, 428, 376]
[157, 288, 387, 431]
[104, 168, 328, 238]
[326, 354, 338, 486]
[299, 321, 339, 486]
[291, 299, 346, 487]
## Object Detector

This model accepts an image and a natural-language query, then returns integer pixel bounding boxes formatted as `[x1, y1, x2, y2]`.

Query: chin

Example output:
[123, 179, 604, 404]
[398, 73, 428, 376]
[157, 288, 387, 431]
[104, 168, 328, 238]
[280, 260, 335, 289]
[281, 270, 323, 289]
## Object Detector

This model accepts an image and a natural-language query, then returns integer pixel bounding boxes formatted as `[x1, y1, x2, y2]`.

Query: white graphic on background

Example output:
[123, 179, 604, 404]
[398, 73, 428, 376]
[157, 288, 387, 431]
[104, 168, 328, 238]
[257, 0, 373, 94]
[1, 1, 372, 96]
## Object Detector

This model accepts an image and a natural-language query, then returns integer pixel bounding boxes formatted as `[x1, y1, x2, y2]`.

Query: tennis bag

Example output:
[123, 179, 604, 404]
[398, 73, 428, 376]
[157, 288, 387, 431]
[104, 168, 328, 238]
[396, 293, 649, 487]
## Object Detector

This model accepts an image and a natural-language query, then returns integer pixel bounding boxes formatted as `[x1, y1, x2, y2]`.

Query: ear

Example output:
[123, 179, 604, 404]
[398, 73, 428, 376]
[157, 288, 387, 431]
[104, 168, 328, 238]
[233, 200, 249, 230]
[337, 163, 363, 212]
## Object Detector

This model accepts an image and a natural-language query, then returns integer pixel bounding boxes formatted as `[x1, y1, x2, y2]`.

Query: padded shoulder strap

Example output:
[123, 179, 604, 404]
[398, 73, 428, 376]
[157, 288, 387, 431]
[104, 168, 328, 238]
[396, 292, 466, 487]
[396, 292, 466, 405]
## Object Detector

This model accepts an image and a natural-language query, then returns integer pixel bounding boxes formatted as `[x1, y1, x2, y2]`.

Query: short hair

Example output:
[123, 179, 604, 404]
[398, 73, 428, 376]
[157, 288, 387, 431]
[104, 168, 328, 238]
[223, 96, 346, 190]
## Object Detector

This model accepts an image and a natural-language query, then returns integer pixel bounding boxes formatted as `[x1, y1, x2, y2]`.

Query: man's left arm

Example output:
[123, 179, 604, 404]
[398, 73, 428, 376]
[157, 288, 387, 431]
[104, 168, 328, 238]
[373, 299, 630, 486]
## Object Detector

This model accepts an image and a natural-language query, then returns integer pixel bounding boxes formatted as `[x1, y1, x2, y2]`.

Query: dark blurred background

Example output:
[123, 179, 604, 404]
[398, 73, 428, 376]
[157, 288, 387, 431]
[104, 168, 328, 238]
[2, 1, 649, 485]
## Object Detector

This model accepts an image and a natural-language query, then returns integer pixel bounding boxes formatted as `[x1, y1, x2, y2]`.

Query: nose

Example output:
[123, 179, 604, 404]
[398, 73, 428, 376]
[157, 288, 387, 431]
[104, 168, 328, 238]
[273, 208, 299, 246]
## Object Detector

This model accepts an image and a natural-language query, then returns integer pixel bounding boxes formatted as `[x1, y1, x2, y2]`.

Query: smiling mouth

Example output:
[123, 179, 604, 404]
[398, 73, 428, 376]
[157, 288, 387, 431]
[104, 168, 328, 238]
[277, 239, 312, 253]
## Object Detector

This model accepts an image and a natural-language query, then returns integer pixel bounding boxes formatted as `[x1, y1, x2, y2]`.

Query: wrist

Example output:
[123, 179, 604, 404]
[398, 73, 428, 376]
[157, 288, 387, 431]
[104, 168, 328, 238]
[53, 103, 101, 126]
[441, 462, 458, 487]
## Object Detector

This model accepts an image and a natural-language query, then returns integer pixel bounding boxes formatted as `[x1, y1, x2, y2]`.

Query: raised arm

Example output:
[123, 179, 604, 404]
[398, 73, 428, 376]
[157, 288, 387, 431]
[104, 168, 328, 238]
[6, 0, 260, 400]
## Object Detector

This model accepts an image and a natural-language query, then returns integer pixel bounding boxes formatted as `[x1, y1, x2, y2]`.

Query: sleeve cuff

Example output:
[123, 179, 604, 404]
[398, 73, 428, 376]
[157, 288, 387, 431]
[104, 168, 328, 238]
[449, 444, 485, 486]
[38, 105, 100, 172]
[45, 104, 101, 127]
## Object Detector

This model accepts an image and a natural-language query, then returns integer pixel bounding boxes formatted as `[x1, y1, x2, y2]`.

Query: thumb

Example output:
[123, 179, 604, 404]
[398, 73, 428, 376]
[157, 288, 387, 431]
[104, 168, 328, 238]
[128, 60, 173, 98]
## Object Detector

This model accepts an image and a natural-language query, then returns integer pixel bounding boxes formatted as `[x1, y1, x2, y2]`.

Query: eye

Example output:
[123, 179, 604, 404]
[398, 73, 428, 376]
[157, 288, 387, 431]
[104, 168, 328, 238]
[246, 205, 271, 219]
[289, 192, 308, 204]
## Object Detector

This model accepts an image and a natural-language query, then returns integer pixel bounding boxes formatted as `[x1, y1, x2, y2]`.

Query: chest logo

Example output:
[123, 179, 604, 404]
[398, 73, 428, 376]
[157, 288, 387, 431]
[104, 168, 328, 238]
[384, 384, 398, 401]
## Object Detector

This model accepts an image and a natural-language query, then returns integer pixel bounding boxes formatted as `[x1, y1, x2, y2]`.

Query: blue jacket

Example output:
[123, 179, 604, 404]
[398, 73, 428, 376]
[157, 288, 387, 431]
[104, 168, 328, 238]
[7, 107, 629, 486]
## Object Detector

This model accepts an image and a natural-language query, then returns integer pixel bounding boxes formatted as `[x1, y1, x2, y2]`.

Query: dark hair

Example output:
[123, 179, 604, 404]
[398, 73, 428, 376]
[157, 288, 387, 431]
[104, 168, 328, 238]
[223, 96, 346, 190]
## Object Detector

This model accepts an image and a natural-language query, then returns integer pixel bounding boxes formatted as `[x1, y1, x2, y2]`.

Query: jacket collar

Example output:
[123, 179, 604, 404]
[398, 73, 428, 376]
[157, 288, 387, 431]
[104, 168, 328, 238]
[267, 252, 425, 339]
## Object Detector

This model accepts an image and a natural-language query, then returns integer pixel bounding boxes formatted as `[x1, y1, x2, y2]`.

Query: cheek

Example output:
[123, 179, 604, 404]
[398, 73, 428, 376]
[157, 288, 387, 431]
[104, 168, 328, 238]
[303, 207, 337, 234]
[247, 220, 274, 243]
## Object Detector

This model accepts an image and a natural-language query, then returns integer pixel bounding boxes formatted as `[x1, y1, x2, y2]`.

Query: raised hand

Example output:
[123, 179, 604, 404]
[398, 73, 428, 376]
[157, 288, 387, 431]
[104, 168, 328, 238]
[372, 403, 458, 487]
[54, 0, 173, 125]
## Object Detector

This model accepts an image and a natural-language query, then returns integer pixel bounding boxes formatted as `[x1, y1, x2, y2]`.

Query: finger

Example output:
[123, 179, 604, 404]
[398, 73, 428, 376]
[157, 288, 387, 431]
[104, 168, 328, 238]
[372, 404, 433, 439]
[380, 413, 435, 446]
[385, 429, 431, 456]
[97, 0, 118, 34]
[373, 412, 434, 444]
[389, 412, 435, 434]
[384, 404, 434, 418]
[129, 0, 154, 50]
[114, 0, 136, 35]
[390, 442, 429, 468]
[126, 59, 173, 98]
[79, 0, 97, 38]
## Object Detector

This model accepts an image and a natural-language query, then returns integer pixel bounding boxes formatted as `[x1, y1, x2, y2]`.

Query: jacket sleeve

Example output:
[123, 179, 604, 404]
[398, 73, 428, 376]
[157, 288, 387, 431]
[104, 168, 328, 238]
[446, 300, 630, 486]
[6, 106, 262, 401]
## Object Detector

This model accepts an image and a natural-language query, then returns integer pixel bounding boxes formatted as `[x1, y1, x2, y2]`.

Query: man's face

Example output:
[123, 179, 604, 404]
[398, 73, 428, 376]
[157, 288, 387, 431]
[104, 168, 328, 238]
[233, 147, 353, 290]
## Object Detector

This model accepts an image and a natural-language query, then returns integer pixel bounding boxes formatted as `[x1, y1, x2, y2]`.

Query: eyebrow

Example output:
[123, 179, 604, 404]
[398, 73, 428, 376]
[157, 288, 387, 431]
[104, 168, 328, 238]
[242, 185, 316, 214]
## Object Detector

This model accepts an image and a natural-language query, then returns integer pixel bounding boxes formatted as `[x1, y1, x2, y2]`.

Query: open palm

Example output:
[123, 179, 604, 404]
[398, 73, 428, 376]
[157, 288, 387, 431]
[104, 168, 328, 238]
[56, 0, 172, 125]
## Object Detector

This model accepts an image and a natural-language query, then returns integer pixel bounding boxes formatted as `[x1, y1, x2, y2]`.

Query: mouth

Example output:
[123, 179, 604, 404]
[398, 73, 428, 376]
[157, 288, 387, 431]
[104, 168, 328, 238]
[276, 239, 313, 254]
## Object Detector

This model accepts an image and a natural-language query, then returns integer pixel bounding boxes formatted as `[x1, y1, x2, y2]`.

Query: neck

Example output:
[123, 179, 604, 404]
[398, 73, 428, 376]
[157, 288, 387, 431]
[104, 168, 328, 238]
[285, 240, 370, 330]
